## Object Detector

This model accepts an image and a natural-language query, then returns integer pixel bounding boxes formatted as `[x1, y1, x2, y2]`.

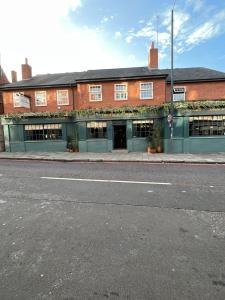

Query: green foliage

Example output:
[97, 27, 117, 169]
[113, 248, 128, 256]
[3, 100, 225, 121]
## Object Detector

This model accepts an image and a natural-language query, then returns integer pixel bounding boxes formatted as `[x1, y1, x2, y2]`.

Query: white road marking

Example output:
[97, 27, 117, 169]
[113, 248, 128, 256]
[147, 190, 153, 193]
[0, 200, 7, 204]
[182, 191, 187, 193]
[41, 177, 171, 186]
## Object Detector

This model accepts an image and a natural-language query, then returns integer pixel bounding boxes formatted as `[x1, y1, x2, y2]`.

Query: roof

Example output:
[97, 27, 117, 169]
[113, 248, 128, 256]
[1, 66, 225, 90]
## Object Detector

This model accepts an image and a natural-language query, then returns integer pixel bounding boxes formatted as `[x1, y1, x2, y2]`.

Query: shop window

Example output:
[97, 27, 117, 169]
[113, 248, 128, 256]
[114, 84, 128, 100]
[140, 82, 153, 99]
[132, 120, 154, 137]
[24, 124, 62, 140]
[189, 115, 225, 136]
[57, 90, 69, 105]
[89, 85, 102, 101]
[87, 122, 107, 139]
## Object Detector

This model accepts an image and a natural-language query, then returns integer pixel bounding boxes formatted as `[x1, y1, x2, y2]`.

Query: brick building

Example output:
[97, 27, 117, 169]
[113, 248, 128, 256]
[1, 44, 225, 153]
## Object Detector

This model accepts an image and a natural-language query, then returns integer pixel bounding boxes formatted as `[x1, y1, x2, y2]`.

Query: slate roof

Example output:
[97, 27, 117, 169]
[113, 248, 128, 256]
[1, 66, 225, 90]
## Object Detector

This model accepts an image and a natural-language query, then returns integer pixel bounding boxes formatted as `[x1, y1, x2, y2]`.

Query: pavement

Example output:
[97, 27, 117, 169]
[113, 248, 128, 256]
[0, 151, 225, 164]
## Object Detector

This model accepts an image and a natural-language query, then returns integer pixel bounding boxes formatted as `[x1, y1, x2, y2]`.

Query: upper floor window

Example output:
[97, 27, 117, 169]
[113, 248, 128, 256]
[35, 91, 47, 106]
[114, 84, 128, 100]
[13, 92, 24, 107]
[89, 85, 102, 101]
[57, 90, 69, 106]
[189, 115, 225, 136]
[140, 82, 153, 99]
[173, 87, 185, 102]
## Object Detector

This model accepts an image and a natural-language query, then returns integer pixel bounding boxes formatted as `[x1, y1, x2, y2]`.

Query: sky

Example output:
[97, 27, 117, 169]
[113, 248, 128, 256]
[1, 0, 225, 81]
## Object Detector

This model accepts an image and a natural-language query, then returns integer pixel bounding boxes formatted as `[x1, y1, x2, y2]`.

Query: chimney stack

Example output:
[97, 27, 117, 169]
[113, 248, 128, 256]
[148, 42, 158, 69]
[11, 70, 17, 83]
[22, 58, 32, 80]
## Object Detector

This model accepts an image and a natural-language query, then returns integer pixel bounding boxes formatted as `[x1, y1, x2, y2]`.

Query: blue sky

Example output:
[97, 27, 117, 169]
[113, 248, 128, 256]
[1, 0, 225, 79]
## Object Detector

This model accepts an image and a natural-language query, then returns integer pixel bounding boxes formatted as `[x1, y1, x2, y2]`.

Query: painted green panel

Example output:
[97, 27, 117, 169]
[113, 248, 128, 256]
[25, 141, 67, 152]
[128, 138, 147, 152]
[183, 117, 189, 138]
[173, 117, 184, 138]
[164, 138, 184, 153]
[79, 141, 87, 152]
[188, 137, 225, 153]
[9, 125, 24, 142]
[10, 142, 25, 152]
[87, 139, 109, 152]
[78, 122, 86, 140]
[127, 120, 133, 139]
[3, 125, 10, 152]
[162, 117, 171, 139]
[107, 121, 113, 141]
[107, 140, 113, 152]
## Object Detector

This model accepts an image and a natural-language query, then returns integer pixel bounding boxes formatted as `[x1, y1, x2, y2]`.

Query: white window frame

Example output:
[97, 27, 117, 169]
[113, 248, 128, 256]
[140, 82, 153, 100]
[13, 92, 24, 107]
[173, 86, 186, 102]
[89, 85, 102, 102]
[56, 90, 69, 106]
[35, 91, 47, 106]
[114, 83, 128, 101]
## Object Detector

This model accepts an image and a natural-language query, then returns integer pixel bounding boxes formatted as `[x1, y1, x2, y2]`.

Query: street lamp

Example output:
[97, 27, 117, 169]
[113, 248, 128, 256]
[168, 6, 175, 152]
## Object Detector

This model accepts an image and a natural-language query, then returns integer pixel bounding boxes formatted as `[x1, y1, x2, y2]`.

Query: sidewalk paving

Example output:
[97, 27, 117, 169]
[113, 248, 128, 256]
[0, 151, 225, 164]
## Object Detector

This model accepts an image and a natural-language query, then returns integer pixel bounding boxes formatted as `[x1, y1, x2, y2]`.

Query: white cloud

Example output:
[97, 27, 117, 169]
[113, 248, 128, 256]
[186, 0, 204, 12]
[182, 10, 225, 51]
[0, 1, 124, 80]
[115, 31, 122, 39]
[101, 15, 114, 23]
[186, 22, 219, 46]
[123, 6, 225, 63]
[125, 36, 134, 44]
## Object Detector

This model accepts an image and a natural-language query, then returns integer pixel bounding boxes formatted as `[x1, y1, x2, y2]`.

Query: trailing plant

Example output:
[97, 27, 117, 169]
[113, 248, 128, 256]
[3, 100, 225, 121]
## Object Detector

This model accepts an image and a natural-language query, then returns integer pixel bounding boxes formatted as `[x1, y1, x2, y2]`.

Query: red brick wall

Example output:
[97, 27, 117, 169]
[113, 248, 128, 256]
[3, 79, 166, 113]
[76, 79, 166, 110]
[3, 88, 75, 114]
[166, 81, 225, 101]
[4, 79, 225, 114]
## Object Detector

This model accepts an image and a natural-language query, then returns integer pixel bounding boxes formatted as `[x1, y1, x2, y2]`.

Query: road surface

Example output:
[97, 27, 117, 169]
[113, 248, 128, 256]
[0, 160, 225, 299]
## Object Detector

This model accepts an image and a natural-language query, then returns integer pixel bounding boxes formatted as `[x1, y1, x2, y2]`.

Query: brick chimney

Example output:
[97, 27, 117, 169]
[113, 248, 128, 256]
[11, 70, 17, 83]
[22, 58, 32, 80]
[0, 66, 9, 84]
[148, 42, 158, 69]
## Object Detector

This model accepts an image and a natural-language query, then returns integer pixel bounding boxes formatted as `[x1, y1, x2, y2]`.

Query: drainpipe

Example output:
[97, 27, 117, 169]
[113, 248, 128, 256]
[71, 84, 75, 110]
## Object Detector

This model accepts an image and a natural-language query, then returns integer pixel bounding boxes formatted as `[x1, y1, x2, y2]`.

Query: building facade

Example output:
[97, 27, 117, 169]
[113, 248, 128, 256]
[1, 45, 225, 153]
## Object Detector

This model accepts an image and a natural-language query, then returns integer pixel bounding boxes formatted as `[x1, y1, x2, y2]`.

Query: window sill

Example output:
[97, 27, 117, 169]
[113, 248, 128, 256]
[89, 100, 102, 102]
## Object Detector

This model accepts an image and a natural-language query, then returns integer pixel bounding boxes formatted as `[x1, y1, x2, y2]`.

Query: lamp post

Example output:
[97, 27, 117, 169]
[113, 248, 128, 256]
[168, 8, 174, 152]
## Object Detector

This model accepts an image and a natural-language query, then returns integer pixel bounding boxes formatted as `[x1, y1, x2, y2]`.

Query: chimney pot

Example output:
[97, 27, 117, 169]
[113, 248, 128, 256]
[22, 58, 32, 80]
[148, 41, 158, 69]
[11, 70, 17, 83]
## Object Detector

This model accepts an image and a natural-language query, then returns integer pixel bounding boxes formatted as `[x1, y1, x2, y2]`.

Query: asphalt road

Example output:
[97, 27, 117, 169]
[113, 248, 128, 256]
[0, 160, 225, 300]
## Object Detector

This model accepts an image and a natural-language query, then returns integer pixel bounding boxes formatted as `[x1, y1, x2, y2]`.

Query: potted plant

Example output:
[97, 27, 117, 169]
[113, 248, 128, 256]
[66, 136, 72, 152]
[154, 127, 162, 153]
[146, 133, 156, 154]
[146, 126, 162, 154]
[67, 127, 79, 152]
